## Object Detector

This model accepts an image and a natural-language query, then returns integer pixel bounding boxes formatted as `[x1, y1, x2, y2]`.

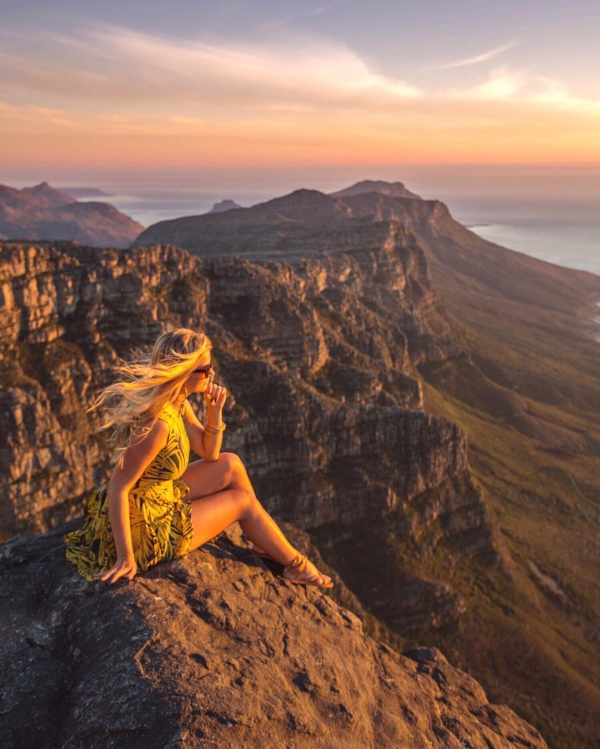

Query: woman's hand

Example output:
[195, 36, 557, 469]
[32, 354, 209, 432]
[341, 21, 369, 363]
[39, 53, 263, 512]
[93, 554, 138, 584]
[204, 380, 227, 411]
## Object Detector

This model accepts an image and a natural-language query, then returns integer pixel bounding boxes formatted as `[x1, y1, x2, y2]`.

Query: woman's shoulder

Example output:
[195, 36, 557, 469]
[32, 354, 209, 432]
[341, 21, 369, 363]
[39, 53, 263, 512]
[127, 415, 169, 452]
[155, 402, 185, 432]
[156, 401, 179, 421]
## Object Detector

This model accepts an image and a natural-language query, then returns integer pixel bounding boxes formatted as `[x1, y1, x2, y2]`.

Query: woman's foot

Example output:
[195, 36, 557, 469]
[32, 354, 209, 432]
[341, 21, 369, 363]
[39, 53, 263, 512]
[280, 552, 334, 589]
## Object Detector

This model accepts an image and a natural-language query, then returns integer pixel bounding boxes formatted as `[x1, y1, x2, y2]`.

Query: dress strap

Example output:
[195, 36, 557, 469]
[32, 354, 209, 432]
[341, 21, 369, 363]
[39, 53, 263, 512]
[157, 401, 185, 423]
[156, 404, 174, 424]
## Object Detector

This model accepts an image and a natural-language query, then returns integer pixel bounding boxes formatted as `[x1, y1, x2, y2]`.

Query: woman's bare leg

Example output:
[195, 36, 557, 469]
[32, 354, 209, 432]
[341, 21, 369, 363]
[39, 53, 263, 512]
[180, 453, 332, 584]
[185, 485, 296, 563]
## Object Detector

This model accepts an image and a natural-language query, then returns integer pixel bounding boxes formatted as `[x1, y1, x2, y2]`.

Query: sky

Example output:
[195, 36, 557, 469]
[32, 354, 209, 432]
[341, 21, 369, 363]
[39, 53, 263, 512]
[1, 0, 600, 172]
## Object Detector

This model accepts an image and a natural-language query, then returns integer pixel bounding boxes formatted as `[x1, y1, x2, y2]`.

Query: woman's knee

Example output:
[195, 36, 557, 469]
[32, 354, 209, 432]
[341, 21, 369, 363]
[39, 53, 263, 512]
[218, 452, 247, 480]
[235, 487, 258, 518]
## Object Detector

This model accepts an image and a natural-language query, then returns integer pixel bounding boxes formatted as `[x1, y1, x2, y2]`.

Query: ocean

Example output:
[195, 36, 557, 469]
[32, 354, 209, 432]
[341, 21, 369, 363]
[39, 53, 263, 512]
[448, 197, 600, 276]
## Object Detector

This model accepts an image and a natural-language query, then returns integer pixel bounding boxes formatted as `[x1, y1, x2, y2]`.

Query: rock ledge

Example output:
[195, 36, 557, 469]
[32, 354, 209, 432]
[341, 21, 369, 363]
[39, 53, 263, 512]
[0, 521, 547, 748]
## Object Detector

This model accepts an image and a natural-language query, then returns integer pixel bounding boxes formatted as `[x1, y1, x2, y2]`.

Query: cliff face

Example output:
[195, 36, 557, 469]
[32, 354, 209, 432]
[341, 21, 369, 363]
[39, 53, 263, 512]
[0, 521, 547, 749]
[0, 182, 144, 248]
[1, 233, 499, 633]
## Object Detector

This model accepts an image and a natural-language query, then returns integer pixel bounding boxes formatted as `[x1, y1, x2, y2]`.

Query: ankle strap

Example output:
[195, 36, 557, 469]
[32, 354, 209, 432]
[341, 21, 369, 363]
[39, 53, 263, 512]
[285, 552, 305, 571]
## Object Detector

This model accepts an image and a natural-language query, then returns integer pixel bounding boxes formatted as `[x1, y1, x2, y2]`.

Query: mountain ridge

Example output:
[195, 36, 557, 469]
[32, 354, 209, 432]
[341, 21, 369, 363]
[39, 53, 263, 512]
[330, 179, 422, 200]
[0, 181, 144, 248]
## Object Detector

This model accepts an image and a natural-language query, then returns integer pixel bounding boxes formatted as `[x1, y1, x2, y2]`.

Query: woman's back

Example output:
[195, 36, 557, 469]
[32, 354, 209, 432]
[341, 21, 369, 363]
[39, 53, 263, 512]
[64, 401, 195, 581]
[137, 402, 191, 485]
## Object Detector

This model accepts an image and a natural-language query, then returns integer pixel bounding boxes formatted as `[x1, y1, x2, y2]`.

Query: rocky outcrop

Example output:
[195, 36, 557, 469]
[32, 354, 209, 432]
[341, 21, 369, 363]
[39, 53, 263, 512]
[0, 521, 547, 748]
[0, 182, 144, 248]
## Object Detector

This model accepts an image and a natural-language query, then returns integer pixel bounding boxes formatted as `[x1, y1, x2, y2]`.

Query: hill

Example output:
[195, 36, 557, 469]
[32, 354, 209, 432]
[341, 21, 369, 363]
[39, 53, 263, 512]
[0, 181, 144, 248]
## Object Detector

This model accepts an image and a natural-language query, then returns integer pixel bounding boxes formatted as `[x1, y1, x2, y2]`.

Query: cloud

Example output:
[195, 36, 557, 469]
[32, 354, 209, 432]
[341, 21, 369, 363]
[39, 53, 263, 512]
[0, 23, 599, 132]
[439, 40, 518, 69]
[306, 4, 335, 15]
[0, 101, 74, 126]
[450, 66, 529, 99]
[0, 24, 421, 112]
[446, 67, 600, 114]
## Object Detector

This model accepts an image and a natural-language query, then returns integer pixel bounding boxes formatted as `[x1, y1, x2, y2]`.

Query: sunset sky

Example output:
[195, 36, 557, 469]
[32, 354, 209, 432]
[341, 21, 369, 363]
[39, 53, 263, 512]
[2, 0, 600, 170]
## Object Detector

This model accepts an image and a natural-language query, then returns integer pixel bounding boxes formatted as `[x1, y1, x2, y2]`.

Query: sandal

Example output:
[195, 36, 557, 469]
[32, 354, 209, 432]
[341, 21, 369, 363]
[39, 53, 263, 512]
[278, 552, 334, 589]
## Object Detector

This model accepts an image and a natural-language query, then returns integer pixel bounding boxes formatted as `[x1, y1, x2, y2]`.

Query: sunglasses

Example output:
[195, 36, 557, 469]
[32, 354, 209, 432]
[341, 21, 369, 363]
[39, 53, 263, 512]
[193, 360, 213, 377]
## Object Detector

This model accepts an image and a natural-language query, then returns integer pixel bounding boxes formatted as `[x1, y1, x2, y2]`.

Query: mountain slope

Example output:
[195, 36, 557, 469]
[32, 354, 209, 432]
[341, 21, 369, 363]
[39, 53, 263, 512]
[0, 181, 144, 248]
[329, 181, 600, 748]
[129, 181, 600, 746]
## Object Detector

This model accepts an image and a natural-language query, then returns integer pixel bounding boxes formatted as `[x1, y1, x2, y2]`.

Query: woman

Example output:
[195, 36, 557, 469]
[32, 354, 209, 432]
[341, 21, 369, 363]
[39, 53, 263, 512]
[63, 328, 333, 589]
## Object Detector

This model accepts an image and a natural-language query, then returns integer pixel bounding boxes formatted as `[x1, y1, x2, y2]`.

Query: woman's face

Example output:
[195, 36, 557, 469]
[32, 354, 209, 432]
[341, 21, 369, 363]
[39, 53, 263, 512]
[181, 350, 214, 396]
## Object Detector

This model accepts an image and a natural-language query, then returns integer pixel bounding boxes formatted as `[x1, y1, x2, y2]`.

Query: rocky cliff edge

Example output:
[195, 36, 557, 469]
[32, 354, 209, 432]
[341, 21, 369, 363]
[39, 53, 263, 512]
[0, 521, 546, 749]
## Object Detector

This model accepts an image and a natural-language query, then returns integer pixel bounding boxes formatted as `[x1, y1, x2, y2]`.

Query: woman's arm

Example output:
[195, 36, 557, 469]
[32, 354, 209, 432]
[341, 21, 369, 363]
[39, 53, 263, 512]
[182, 385, 227, 462]
[93, 418, 169, 583]
[181, 400, 210, 459]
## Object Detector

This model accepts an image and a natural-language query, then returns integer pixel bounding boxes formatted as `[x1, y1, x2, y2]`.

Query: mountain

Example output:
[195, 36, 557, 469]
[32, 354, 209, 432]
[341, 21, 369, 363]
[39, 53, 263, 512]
[0, 522, 546, 748]
[0, 181, 144, 248]
[3, 178, 600, 745]
[208, 199, 242, 213]
[1, 237, 494, 570]
[20, 181, 76, 208]
[130, 188, 416, 259]
[331, 179, 422, 200]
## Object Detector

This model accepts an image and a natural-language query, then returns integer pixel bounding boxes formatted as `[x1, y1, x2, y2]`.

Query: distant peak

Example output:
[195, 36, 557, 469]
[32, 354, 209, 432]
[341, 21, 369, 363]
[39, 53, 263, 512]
[330, 180, 422, 200]
[27, 181, 55, 193]
[20, 181, 77, 208]
[208, 199, 242, 214]
[266, 188, 334, 206]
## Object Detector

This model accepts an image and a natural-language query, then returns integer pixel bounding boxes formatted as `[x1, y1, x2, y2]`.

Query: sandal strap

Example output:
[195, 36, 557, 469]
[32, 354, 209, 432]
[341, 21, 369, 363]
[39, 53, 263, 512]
[283, 553, 327, 584]
[284, 552, 306, 572]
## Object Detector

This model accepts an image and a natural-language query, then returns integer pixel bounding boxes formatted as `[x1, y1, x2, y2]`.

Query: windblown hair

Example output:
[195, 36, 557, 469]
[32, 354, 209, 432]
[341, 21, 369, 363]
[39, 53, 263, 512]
[88, 328, 211, 465]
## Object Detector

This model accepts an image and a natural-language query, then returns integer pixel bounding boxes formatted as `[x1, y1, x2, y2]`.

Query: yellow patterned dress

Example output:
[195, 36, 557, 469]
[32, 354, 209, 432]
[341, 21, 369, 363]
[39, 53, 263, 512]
[63, 401, 195, 582]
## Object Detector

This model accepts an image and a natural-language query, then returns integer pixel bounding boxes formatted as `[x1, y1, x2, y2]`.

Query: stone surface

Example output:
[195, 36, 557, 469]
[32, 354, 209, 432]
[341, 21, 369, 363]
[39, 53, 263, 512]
[0, 522, 547, 749]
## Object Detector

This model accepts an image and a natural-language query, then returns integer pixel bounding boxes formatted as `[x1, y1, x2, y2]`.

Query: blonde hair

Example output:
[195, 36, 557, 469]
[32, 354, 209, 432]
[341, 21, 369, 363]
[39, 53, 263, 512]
[88, 328, 211, 464]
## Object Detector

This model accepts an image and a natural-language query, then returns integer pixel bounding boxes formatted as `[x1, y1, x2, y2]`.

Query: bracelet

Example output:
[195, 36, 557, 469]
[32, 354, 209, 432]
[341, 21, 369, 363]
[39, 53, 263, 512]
[204, 422, 227, 434]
